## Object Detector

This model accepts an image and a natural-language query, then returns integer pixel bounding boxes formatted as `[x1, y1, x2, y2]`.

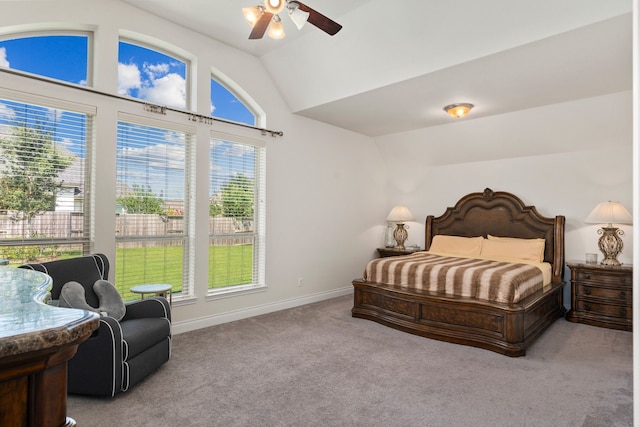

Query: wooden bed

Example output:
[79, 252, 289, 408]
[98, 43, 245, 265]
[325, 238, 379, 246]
[352, 188, 566, 357]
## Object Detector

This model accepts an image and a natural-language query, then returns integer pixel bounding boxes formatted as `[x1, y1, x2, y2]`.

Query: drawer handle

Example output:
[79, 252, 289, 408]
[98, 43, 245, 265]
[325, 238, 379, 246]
[620, 307, 627, 316]
[583, 288, 591, 295]
[619, 291, 627, 298]
[584, 303, 591, 312]
[584, 273, 591, 279]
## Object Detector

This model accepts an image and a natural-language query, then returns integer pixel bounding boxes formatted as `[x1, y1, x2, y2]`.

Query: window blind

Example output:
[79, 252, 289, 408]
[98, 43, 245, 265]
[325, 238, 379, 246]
[209, 136, 265, 290]
[116, 118, 192, 299]
[0, 96, 92, 263]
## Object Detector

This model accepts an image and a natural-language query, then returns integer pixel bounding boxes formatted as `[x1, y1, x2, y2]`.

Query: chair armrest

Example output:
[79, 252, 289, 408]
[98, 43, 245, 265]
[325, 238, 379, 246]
[124, 297, 171, 322]
[68, 315, 124, 397]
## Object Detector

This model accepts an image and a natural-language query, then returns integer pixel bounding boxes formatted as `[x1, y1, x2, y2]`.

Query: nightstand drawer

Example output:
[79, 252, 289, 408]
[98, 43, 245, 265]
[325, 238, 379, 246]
[576, 300, 631, 319]
[575, 269, 631, 286]
[566, 261, 632, 331]
[576, 284, 631, 303]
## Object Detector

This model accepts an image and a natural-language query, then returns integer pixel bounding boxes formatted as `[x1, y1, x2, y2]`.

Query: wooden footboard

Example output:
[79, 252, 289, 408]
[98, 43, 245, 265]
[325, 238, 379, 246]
[352, 279, 566, 357]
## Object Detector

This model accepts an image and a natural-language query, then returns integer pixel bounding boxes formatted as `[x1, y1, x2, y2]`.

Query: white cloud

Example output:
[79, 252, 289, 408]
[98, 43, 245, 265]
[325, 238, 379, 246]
[0, 103, 16, 121]
[0, 47, 9, 68]
[46, 107, 63, 123]
[144, 62, 169, 79]
[138, 73, 186, 109]
[117, 62, 141, 95]
[213, 140, 254, 157]
[118, 142, 185, 172]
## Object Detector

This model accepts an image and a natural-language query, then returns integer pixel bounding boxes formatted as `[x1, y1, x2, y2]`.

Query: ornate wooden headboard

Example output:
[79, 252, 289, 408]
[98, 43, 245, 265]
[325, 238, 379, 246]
[425, 188, 565, 283]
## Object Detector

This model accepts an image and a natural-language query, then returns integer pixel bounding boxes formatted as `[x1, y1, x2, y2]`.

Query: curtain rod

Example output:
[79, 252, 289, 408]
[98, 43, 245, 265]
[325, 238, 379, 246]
[0, 68, 284, 138]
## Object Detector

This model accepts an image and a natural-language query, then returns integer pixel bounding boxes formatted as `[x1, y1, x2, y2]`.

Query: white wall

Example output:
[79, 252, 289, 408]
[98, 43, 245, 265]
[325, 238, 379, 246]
[0, 0, 387, 330]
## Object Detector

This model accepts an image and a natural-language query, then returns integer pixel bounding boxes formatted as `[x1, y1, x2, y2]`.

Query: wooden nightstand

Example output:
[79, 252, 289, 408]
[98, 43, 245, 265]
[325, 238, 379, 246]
[377, 247, 423, 257]
[566, 261, 632, 331]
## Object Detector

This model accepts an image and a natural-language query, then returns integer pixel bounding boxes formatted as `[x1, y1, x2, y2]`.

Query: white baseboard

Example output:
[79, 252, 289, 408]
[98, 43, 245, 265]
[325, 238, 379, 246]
[172, 286, 353, 335]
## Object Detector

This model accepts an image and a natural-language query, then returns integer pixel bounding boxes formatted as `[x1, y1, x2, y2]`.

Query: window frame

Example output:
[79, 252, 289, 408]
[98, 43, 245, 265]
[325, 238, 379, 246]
[118, 37, 191, 111]
[0, 30, 93, 87]
[0, 87, 96, 263]
[207, 130, 266, 298]
[115, 112, 196, 300]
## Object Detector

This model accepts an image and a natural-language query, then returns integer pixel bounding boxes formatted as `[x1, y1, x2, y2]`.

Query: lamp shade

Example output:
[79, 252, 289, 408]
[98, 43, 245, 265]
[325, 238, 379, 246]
[268, 18, 285, 39]
[289, 7, 310, 30]
[585, 201, 632, 226]
[386, 205, 414, 223]
[242, 6, 263, 27]
[264, 0, 285, 14]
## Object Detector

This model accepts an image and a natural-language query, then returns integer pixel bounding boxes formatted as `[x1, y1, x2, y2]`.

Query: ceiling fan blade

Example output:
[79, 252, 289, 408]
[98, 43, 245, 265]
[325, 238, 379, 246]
[249, 12, 273, 39]
[294, 1, 342, 36]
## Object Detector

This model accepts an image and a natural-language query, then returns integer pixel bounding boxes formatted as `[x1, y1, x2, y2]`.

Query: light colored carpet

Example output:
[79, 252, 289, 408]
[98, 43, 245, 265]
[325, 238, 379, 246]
[68, 295, 632, 426]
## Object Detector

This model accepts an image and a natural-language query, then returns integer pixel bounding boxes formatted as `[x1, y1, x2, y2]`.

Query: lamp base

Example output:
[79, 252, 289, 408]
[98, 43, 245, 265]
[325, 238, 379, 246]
[393, 223, 408, 250]
[597, 227, 624, 266]
[600, 257, 622, 266]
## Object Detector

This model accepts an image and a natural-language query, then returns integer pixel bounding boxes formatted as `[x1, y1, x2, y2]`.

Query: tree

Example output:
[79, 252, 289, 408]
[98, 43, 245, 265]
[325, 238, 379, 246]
[117, 184, 165, 214]
[214, 174, 254, 219]
[209, 200, 222, 217]
[0, 123, 73, 226]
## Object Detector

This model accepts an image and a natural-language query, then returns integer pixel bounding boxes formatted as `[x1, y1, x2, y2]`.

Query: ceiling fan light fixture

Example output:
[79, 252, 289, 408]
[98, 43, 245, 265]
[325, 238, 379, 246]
[268, 16, 286, 39]
[264, 0, 286, 15]
[242, 6, 264, 27]
[444, 103, 474, 118]
[289, 5, 310, 30]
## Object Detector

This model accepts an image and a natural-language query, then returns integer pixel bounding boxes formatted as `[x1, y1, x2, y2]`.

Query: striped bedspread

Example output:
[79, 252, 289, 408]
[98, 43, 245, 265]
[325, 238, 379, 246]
[363, 252, 545, 304]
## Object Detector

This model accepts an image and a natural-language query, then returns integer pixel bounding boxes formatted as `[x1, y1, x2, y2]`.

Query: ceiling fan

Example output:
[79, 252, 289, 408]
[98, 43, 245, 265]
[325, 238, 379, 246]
[242, 0, 342, 40]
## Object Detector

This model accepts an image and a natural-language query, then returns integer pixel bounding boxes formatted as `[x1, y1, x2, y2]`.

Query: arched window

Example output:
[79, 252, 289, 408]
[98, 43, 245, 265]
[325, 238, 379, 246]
[118, 40, 187, 109]
[210, 78, 255, 125]
[208, 77, 264, 293]
[0, 33, 90, 85]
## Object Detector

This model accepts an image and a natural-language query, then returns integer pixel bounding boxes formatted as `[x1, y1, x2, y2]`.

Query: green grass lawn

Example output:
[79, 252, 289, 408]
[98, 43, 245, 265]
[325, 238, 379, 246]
[115, 244, 254, 300]
[2, 244, 254, 302]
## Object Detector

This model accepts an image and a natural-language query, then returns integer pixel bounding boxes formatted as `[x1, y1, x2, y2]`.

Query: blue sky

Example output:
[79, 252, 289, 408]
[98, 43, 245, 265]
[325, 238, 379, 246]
[0, 35, 254, 125]
[0, 34, 256, 202]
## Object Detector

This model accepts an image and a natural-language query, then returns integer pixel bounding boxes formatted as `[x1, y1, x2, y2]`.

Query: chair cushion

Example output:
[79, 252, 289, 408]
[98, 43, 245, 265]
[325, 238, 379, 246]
[120, 317, 171, 361]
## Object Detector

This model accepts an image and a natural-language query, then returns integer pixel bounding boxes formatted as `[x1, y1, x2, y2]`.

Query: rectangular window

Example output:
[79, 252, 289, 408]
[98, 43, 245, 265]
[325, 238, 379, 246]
[0, 93, 94, 264]
[116, 115, 193, 300]
[209, 135, 265, 293]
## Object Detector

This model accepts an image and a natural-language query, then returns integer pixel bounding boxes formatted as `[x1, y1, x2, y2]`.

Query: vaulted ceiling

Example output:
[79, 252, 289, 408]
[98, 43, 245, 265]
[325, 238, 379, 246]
[121, 0, 633, 137]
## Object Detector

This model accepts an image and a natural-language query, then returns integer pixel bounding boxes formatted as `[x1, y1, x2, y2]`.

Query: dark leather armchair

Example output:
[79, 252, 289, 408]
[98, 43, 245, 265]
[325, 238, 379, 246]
[20, 254, 171, 397]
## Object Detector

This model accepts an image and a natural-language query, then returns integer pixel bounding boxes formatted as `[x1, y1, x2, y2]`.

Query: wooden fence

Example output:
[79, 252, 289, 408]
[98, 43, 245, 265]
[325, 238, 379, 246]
[0, 212, 253, 245]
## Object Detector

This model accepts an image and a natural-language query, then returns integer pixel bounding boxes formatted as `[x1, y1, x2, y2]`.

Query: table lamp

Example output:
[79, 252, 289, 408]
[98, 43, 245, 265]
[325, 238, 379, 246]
[584, 201, 632, 265]
[386, 205, 414, 250]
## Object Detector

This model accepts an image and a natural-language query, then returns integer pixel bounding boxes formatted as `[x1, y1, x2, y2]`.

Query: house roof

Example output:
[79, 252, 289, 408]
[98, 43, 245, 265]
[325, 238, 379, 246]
[120, 0, 633, 136]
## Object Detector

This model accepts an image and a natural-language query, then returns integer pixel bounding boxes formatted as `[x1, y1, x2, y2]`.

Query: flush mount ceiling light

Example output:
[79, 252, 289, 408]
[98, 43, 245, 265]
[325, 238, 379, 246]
[242, 1, 342, 40]
[444, 103, 474, 118]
